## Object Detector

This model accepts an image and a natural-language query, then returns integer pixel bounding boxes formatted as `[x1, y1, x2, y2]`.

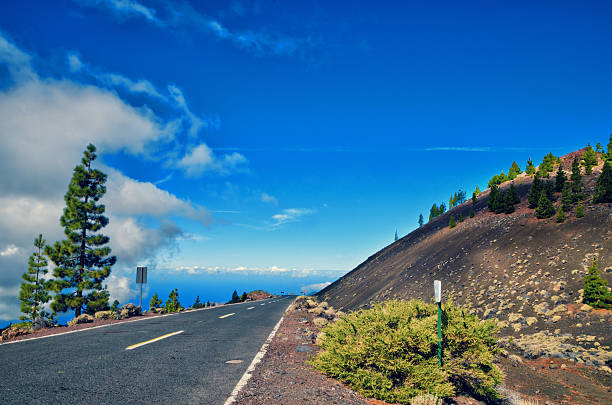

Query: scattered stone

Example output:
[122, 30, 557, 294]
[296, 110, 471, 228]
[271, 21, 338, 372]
[526, 317, 537, 326]
[94, 310, 115, 320]
[120, 303, 141, 318]
[508, 313, 521, 323]
[68, 314, 94, 326]
[580, 304, 593, 312]
[308, 307, 324, 316]
[295, 345, 312, 353]
[0, 325, 30, 341]
[551, 315, 561, 323]
[32, 317, 51, 331]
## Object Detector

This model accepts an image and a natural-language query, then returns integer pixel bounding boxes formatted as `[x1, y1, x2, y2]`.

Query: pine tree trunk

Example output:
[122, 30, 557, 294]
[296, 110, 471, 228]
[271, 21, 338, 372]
[76, 180, 89, 317]
[33, 246, 40, 321]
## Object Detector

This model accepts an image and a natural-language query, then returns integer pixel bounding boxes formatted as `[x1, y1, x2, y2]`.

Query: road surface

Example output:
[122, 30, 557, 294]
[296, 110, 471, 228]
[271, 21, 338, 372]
[0, 296, 294, 404]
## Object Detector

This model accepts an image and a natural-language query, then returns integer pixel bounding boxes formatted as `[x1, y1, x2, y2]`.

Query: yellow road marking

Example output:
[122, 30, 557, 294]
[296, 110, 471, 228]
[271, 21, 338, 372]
[125, 330, 184, 350]
[219, 313, 235, 319]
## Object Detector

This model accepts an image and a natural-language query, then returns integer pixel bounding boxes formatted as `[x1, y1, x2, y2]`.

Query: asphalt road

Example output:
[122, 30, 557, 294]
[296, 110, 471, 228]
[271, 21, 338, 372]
[0, 296, 294, 404]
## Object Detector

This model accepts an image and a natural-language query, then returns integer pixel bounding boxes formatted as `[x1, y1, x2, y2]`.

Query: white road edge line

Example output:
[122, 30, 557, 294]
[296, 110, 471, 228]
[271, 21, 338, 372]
[125, 330, 184, 350]
[219, 313, 235, 319]
[223, 300, 293, 405]
[247, 307, 255, 310]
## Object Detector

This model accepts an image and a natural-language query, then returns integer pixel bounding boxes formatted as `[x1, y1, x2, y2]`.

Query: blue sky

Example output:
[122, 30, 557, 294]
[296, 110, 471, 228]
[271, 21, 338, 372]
[0, 1, 611, 324]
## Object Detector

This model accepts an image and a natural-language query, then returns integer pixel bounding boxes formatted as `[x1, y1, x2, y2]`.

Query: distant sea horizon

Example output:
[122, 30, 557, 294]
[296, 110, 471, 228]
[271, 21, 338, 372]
[0, 270, 345, 329]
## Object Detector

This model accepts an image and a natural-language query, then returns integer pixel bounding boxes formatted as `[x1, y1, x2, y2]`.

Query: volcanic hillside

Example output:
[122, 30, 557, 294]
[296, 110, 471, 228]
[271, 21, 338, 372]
[318, 148, 612, 365]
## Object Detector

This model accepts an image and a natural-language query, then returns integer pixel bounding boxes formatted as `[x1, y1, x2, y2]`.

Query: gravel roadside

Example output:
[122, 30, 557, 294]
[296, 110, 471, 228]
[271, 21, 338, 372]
[234, 300, 370, 405]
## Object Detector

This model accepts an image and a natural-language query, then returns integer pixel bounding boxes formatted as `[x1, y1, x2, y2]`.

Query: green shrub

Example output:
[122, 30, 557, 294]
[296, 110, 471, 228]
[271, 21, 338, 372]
[310, 300, 503, 403]
[583, 257, 612, 309]
[165, 288, 182, 312]
[150, 293, 163, 309]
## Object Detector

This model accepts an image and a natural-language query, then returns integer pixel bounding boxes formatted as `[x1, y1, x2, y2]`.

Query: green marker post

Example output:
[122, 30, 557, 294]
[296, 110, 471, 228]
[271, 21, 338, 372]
[434, 280, 442, 366]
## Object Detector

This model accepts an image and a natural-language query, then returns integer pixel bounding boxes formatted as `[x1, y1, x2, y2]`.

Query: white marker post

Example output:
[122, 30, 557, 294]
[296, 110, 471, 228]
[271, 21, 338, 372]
[434, 280, 442, 366]
[136, 266, 147, 309]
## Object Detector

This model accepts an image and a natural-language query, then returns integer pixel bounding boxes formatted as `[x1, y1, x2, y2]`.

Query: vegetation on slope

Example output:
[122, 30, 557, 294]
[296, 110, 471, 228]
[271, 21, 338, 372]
[311, 300, 502, 403]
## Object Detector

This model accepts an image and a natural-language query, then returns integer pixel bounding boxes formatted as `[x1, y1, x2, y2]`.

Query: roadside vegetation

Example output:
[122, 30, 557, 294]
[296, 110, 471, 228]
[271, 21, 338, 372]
[311, 299, 502, 403]
[10, 144, 116, 333]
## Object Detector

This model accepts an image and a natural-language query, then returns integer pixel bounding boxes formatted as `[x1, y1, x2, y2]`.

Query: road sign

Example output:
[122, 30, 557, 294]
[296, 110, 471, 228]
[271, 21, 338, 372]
[434, 280, 441, 302]
[136, 266, 147, 309]
[136, 266, 147, 284]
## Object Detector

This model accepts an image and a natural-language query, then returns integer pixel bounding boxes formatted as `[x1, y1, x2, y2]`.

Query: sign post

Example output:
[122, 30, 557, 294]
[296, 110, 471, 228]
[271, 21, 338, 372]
[136, 266, 147, 309]
[434, 280, 442, 366]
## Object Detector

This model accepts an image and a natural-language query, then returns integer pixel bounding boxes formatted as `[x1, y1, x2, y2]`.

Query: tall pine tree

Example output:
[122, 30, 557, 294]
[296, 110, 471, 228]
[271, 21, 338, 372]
[418, 214, 424, 227]
[593, 161, 612, 203]
[19, 234, 52, 323]
[535, 190, 555, 219]
[46, 144, 116, 317]
[581, 144, 598, 175]
[570, 157, 584, 202]
[528, 174, 543, 208]
[583, 257, 612, 309]
[525, 158, 536, 176]
[448, 214, 456, 228]
[508, 161, 522, 180]
[561, 183, 572, 212]
[554, 164, 567, 192]
[166, 288, 181, 312]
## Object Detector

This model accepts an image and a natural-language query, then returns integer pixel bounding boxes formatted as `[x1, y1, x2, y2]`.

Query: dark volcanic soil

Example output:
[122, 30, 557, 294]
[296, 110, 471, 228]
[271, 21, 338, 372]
[234, 299, 612, 404]
[317, 152, 612, 371]
[234, 302, 369, 405]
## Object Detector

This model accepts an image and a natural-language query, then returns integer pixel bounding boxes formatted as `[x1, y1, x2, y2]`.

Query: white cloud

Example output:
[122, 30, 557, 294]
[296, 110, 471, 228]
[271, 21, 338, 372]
[272, 208, 315, 226]
[74, 0, 305, 56]
[101, 73, 166, 100]
[105, 274, 138, 304]
[76, 0, 159, 23]
[106, 217, 183, 266]
[177, 143, 248, 177]
[425, 146, 492, 152]
[0, 285, 20, 321]
[0, 32, 35, 82]
[67, 52, 83, 72]
[65, 53, 220, 144]
[105, 168, 211, 225]
[171, 266, 346, 279]
[261, 192, 278, 204]
[0, 245, 20, 257]
[0, 80, 174, 197]
[301, 281, 331, 294]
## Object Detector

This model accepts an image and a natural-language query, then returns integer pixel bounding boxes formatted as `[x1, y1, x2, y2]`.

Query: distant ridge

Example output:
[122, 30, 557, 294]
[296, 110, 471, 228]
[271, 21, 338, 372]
[318, 148, 611, 341]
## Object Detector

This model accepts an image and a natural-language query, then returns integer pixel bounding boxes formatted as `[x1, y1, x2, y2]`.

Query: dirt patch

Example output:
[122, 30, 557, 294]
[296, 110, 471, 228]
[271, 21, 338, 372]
[234, 303, 369, 404]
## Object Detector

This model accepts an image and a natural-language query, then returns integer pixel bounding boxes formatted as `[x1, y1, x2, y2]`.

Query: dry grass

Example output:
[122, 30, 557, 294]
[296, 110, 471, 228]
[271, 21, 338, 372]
[410, 394, 443, 405]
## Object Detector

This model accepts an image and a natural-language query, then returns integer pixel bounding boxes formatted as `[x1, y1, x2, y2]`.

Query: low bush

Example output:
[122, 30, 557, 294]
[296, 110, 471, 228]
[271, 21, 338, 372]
[310, 299, 503, 403]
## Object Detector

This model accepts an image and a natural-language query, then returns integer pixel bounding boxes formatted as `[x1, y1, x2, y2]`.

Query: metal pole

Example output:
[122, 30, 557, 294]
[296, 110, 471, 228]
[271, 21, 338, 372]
[437, 301, 442, 366]
[139, 283, 143, 309]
